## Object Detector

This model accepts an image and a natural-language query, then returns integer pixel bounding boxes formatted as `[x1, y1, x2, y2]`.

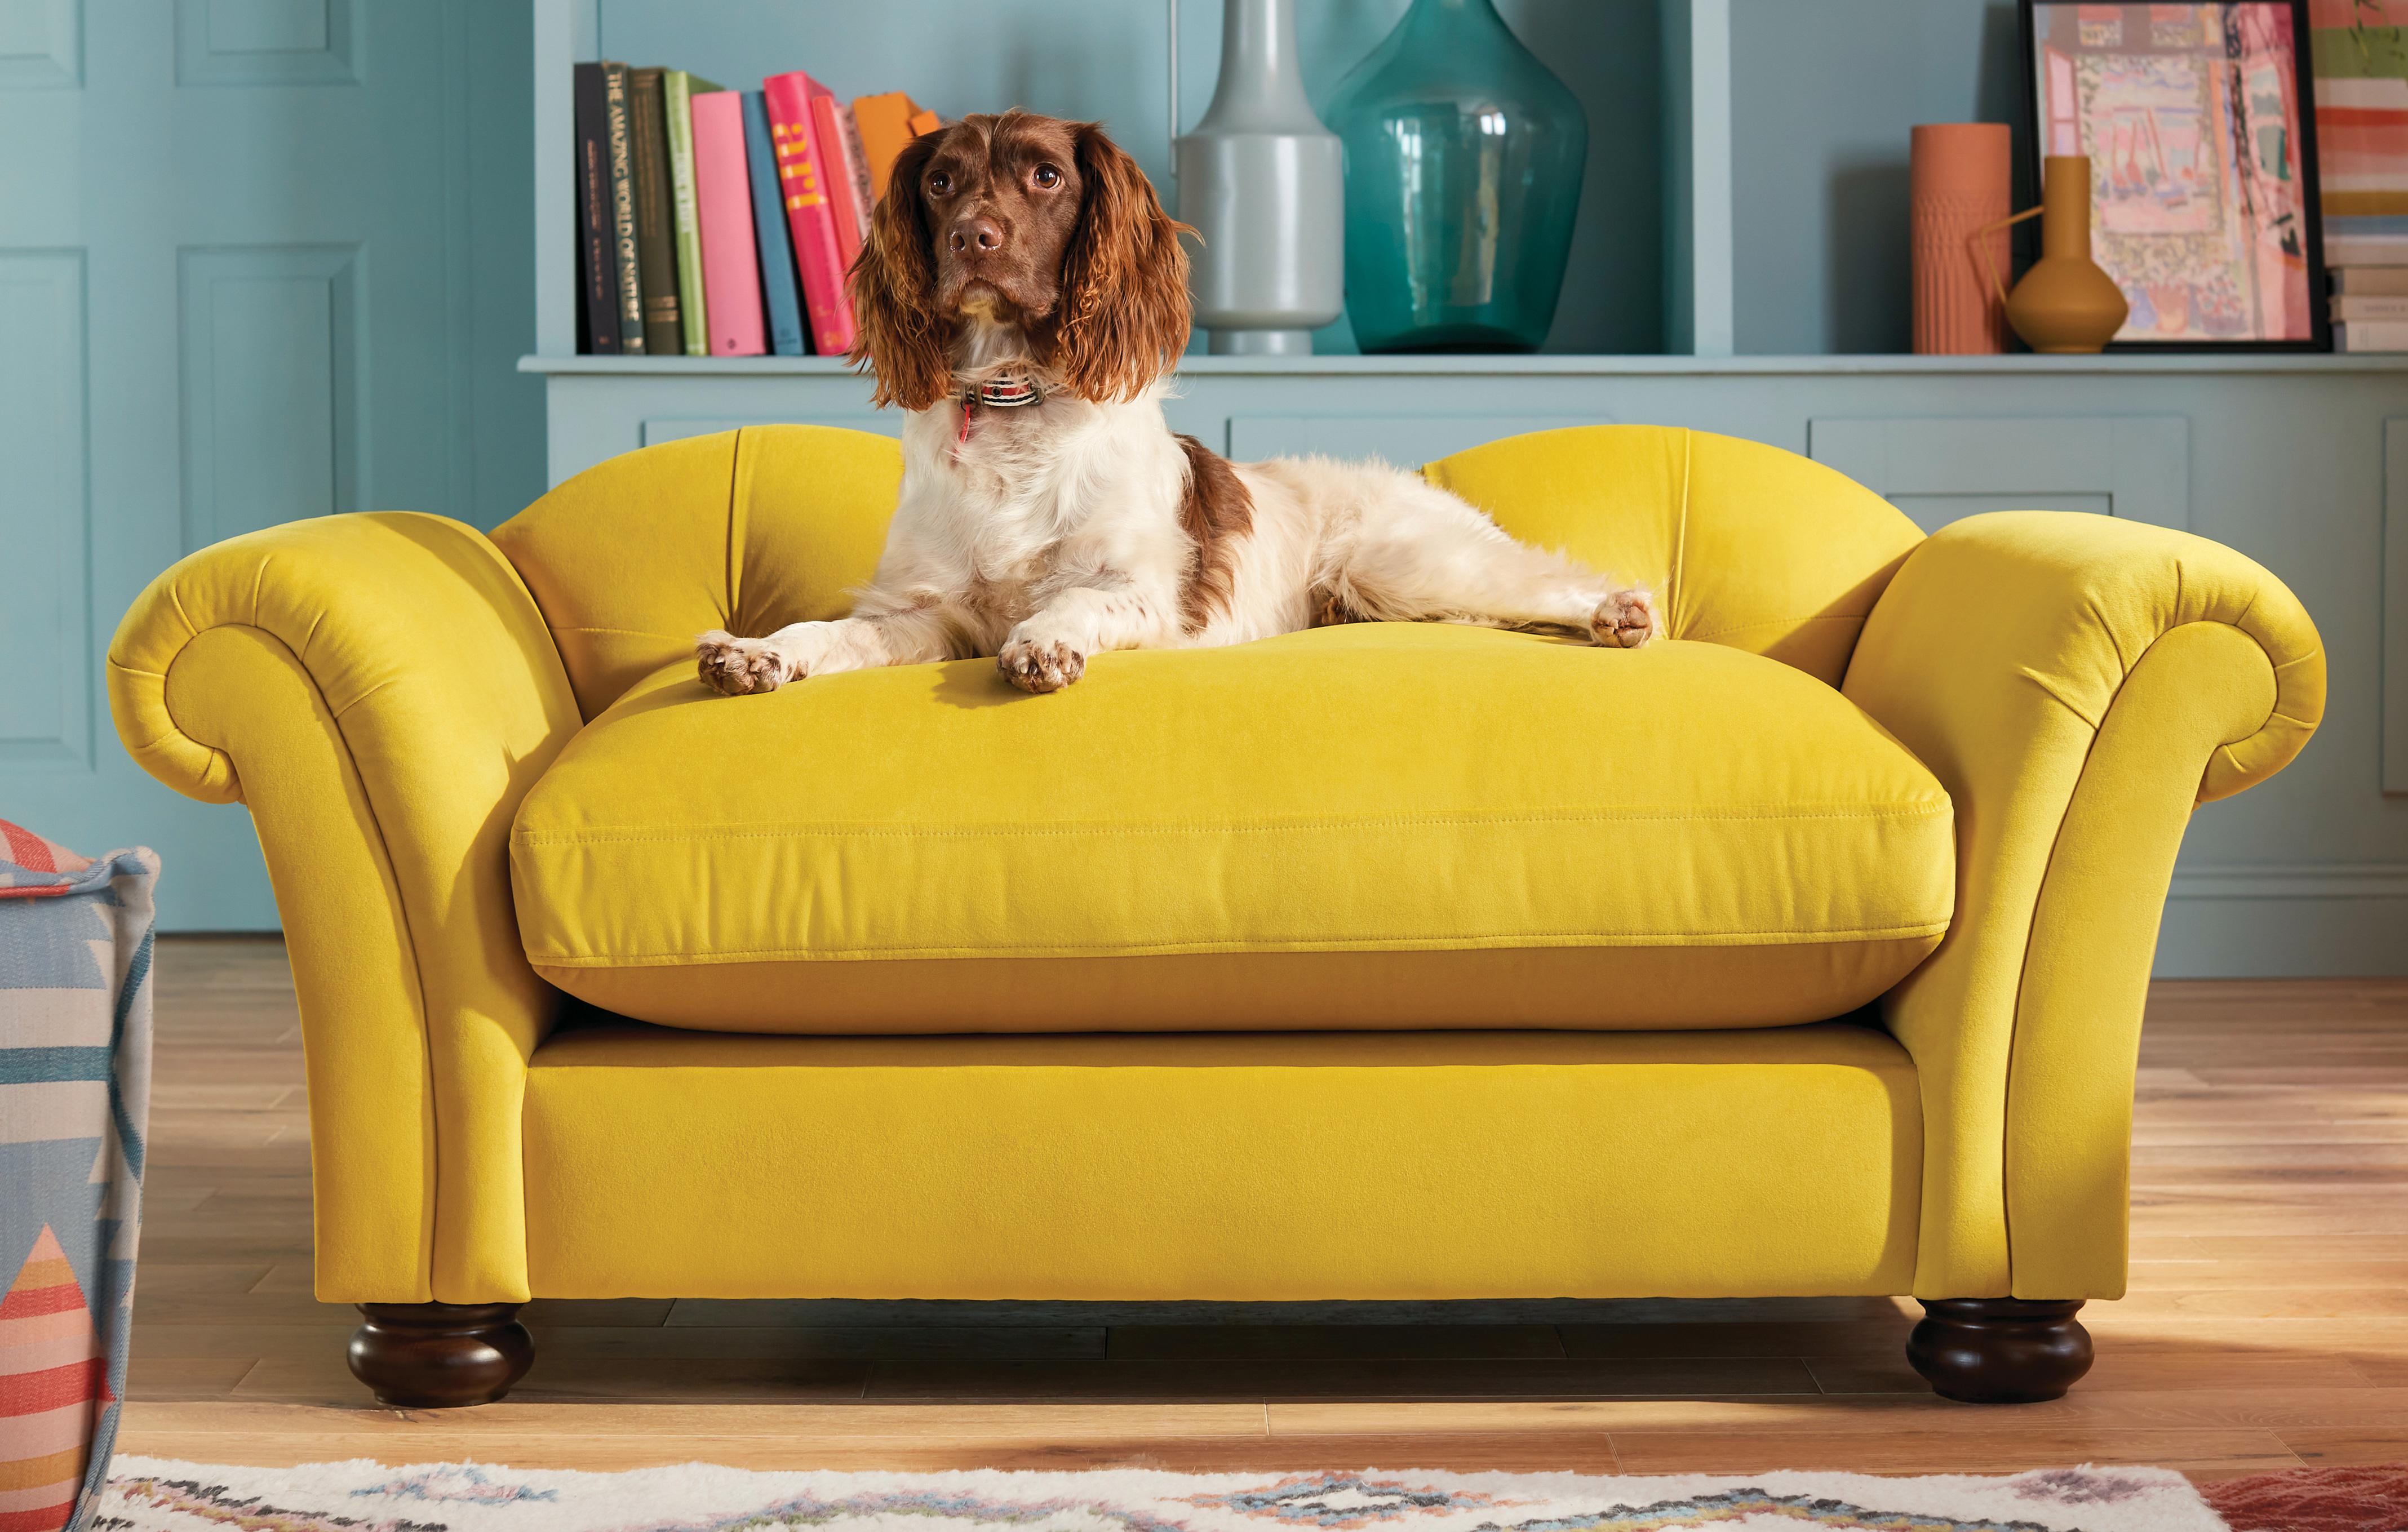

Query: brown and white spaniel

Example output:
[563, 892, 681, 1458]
[695, 110, 1655, 696]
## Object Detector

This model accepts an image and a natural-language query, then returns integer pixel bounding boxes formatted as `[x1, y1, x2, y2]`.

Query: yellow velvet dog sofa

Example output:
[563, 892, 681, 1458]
[108, 424, 2322, 1409]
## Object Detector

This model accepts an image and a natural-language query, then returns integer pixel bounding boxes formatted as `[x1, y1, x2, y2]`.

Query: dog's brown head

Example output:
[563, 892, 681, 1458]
[848, 111, 1191, 411]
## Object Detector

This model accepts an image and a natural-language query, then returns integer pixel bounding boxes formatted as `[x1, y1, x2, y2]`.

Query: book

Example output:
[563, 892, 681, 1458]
[690, 89, 767, 357]
[742, 90, 809, 356]
[2335, 319, 2408, 349]
[2334, 265, 2408, 295]
[2311, 0, 2408, 269]
[601, 61, 646, 353]
[851, 91, 932, 202]
[628, 66, 684, 356]
[812, 93, 872, 263]
[2332, 293, 2408, 319]
[664, 70, 724, 357]
[573, 63, 620, 353]
[2330, 233, 2408, 266]
[762, 70, 859, 356]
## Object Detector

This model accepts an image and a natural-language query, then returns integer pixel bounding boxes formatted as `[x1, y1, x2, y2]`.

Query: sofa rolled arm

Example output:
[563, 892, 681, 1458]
[108, 512, 584, 1303]
[1842, 511, 2321, 1302]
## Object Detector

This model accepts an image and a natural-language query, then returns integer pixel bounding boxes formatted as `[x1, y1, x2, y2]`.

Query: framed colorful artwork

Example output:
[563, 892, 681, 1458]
[2019, 1, 2331, 348]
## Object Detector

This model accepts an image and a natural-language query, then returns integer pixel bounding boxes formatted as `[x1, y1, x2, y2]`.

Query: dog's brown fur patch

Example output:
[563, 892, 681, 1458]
[1173, 434, 1253, 633]
[1310, 588, 1370, 628]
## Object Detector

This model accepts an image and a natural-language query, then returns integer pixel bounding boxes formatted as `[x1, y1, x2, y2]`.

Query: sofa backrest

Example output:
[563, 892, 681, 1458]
[1422, 425, 1923, 687]
[493, 426, 901, 718]
[492, 423, 1923, 718]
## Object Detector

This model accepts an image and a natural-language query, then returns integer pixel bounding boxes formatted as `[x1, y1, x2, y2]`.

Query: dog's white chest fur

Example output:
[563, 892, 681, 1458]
[886, 390, 1194, 650]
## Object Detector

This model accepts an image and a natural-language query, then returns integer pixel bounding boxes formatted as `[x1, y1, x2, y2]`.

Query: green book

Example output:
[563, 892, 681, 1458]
[664, 70, 724, 358]
[627, 67, 682, 356]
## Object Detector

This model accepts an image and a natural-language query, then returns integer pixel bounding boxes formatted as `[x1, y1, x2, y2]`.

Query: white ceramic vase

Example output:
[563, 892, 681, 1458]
[1174, 0, 1345, 355]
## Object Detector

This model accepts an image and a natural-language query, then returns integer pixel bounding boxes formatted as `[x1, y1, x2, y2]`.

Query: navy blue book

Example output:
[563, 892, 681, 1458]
[742, 90, 810, 356]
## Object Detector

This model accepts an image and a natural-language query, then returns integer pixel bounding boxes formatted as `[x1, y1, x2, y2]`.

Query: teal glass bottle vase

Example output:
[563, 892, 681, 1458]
[1323, 0, 1587, 353]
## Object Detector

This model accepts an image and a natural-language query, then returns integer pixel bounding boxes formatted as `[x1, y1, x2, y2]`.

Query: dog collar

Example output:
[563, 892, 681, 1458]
[966, 376, 1043, 409]
[956, 375, 1045, 448]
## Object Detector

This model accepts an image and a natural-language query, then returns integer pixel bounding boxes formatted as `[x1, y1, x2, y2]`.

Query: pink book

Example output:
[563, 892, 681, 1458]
[811, 94, 872, 268]
[690, 90, 767, 357]
[762, 70, 858, 356]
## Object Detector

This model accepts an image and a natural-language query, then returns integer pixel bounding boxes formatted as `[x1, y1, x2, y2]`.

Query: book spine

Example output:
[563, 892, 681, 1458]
[601, 63, 646, 353]
[573, 63, 621, 353]
[2334, 269, 2408, 297]
[811, 94, 870, 267]
[743, 91, 809, 356]
[763, 72, 859, 356]
[691, 90, 767, 357]
[2327, 234, 2408, 268]
[665, 72, 711, 357]
[628, 66, 684, 356]
[2332, 295, 2408, 321]
[2335, 321, 2408, 352]
[835, 101, 874, 240]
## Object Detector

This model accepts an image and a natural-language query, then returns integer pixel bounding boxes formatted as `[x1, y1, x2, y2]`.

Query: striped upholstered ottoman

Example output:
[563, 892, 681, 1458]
[1, 823, 156, 1532]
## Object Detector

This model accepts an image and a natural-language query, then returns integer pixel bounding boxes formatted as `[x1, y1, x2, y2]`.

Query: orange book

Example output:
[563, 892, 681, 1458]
[852, 90, 937, 202]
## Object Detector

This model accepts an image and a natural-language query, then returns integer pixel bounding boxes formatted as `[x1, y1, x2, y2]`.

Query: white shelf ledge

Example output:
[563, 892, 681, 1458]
[521, 351, 2408, 379]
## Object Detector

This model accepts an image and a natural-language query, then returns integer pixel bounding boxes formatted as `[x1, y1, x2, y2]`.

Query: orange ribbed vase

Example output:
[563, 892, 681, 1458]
[1910, 123, 2010, 354]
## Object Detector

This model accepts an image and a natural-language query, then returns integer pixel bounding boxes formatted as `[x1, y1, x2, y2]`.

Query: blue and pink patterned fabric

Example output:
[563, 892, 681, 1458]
[1, 820, 155, 1532]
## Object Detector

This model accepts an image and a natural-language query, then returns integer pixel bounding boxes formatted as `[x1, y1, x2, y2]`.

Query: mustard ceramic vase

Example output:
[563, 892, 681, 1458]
[1981, 155, 2127, 354]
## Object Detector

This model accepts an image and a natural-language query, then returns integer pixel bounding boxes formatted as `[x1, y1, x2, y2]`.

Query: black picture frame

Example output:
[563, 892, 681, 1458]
[2015, 0, 2330, 351]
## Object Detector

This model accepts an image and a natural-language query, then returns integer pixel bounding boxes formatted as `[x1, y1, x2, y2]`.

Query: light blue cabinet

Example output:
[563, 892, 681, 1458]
[0, 0, 543, 930]
[1808, 416, 2189, 532]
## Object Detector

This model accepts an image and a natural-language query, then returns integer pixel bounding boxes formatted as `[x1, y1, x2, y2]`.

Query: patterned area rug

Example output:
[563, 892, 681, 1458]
[2200, 1462, 2408, 1531]
[96, 1458, 2230, 1532]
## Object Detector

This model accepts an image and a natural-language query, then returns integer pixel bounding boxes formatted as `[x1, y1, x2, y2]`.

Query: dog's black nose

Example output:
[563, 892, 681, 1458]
[950, 216, 1005, 254]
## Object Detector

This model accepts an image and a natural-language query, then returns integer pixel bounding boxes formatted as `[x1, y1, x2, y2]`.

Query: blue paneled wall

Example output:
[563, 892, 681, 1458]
[0, 1, 546, 930]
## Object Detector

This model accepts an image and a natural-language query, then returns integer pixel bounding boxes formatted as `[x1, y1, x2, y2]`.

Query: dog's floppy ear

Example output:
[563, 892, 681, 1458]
[1052, 123, 1192, 402]
[849, 130, 954, 411]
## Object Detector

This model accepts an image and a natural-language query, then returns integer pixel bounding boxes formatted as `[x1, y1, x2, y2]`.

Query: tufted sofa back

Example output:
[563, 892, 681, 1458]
[491, 423, 1923, 719]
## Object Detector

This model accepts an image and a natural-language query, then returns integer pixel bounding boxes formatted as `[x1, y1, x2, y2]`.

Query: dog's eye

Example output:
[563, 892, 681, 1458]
[1032, 163, 1062, 189]
[927, 171, 953, 197]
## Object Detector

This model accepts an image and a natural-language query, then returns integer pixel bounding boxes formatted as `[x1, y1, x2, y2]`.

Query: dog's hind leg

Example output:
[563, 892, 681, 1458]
[1320, 470, 1658, 649]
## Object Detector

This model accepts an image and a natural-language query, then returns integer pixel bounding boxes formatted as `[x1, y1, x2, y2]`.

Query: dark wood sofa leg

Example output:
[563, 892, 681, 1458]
[1906, 1298, 2092, 1402]
[348, 1302, 534, 1407]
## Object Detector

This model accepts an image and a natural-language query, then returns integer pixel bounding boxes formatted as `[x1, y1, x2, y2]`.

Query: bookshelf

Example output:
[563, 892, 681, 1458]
[529, 0, 2388, 365]
[532, 0, 1726, 364]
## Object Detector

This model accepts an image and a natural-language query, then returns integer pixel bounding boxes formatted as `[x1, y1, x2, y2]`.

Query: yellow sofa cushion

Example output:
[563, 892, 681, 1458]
[509, 621, 1953, 1032]
[522, 1022, 1922, 1299]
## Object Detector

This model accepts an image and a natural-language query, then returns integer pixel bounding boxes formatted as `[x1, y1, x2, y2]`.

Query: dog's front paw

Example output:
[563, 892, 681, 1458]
[997, 633, 1087, 694]
[695, 630, 792, 696]
[1591, 588, 1658, 650]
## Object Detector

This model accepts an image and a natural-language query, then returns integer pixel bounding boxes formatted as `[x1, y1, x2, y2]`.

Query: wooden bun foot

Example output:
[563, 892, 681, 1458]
[1906, 1298, 2092, 1403]
[348, 1301, 534, 1407]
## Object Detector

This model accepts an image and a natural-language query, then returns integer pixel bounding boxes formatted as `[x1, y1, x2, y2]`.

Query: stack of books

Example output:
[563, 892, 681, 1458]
[2331, 267, 2408, 350]
[573, 62, 938, 357]
[2313, 0, 2408, 351]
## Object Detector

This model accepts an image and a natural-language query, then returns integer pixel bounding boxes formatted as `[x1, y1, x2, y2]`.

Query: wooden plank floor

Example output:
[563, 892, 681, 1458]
[119, 937, 2408, 1478]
